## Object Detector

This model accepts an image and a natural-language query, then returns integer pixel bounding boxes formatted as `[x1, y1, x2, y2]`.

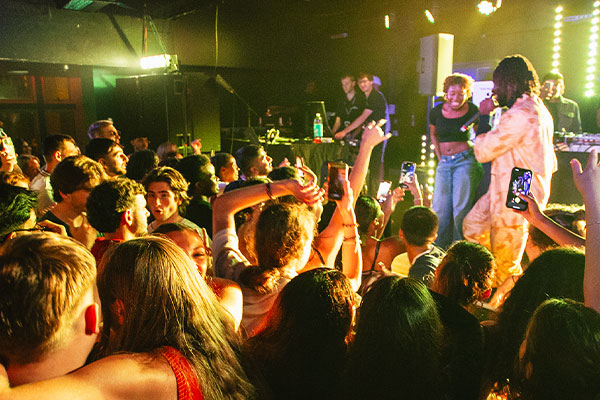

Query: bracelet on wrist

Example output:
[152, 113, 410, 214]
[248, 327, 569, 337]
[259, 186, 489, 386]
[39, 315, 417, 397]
[265, 182, 275, 200]
[343, 235, 360, 244]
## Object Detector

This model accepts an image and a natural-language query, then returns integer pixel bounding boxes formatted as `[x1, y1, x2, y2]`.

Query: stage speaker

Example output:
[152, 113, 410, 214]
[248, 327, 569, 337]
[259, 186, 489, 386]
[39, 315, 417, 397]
[418, 33, 454, 96]
[115, 72, 220, 154]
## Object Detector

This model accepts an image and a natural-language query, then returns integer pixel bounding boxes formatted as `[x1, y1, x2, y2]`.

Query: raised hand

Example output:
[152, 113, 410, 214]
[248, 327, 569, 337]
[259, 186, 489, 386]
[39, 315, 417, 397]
[287, 166, 324, 206]
[361, 120, 391, 149]
[571, 149, 600, 205]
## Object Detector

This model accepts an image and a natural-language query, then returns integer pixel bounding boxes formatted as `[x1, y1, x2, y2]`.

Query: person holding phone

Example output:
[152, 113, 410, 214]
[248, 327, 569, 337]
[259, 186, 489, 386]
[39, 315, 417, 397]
[462, 55, 557, 286]
[429, 73, 482, 249]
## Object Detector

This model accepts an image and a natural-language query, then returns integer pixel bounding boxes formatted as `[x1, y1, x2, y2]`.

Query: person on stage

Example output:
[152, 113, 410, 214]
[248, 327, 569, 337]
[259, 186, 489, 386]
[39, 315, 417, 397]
[429, 73, 482, 249]
[334, 73, 388, 195]
[463, 55, 557, 286]
[540, 71, 582, 134]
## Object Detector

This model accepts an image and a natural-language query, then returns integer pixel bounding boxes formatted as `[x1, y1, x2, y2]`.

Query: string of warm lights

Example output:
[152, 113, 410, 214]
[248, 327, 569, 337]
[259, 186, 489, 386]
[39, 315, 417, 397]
[552, 6, 562, 74]
[586, 1, 600, 97]
[421, 133, 435, 196]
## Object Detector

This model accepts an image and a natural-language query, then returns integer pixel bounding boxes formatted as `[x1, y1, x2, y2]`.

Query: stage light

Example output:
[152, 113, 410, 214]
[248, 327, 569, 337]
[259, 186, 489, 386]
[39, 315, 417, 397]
[588, 1, 600, 96]
[140, 54, 179, 72]
[477, 1, 496, 15]
[425, 9, 435, 23]
[385, 14, 390, 29]
[421, 148, 427, 154]
[552, 6, 563, 74]
[421, 135, 427, 140]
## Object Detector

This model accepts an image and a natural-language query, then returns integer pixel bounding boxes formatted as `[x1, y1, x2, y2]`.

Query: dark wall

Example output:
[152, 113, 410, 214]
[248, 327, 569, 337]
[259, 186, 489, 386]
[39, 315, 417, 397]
[2, 0, 597, 152]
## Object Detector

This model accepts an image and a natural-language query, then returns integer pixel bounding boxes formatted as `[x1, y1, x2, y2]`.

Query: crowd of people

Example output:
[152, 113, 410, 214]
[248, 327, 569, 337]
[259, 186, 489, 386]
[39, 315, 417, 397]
[0, 53, 598, 400]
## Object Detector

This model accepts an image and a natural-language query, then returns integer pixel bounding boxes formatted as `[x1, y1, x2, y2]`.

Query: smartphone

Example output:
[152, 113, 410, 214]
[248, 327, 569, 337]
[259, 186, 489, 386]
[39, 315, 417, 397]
[327, 162, 348, 201]
[399, 161, 416, 188]
[376, 181, 392, 203]
[506, 167, 533, 211]
[0, 135, 16, 161]
[295, 156, 304, 178]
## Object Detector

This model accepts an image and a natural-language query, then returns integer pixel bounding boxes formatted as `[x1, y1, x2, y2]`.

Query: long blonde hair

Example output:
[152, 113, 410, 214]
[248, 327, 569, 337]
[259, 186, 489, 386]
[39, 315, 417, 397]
[97, 237, 255, 399]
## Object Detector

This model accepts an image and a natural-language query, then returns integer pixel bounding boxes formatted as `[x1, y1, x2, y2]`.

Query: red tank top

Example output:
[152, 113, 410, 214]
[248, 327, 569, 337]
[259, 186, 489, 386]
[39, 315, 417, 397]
[160, 346, 204, 400]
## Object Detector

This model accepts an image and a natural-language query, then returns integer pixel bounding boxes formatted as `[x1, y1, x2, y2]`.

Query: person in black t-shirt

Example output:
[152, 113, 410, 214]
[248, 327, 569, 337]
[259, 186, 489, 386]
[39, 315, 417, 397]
[429, 73, 482, 249]
[332, 74, 367, 138]
[334, 72, 388, 195]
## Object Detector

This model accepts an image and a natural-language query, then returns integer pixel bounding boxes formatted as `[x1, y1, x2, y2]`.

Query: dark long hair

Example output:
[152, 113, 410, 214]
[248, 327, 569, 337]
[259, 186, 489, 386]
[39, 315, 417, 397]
[96, 237, 256, 399]
[483, 248, 585, 396]
[517, 299, 600, 400]
[344, 277, 444, 399]
[244, 268, 355, 399]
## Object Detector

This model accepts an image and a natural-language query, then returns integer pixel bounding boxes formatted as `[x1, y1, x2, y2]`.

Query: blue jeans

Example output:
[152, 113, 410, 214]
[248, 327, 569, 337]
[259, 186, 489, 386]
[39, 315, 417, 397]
[432, 148, 482, 249]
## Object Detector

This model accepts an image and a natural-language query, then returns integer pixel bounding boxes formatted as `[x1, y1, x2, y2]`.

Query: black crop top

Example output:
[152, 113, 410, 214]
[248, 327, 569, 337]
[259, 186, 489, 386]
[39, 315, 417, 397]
[429, 102, 478, 143]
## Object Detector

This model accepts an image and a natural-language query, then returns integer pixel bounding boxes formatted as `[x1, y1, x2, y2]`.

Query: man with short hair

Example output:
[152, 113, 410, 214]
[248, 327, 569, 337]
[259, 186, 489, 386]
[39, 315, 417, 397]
[87, 119, 120, 143]
[331, 74, 367, 138]
[399, 206, 444, 286]
[334, 72, 389, 195]
[40, 155, 107, 247]
[463, 55, 557, 285]
[0, 233, 100, 386]
[540, 71, 582, 133]
[84, 138, 128, 177]
[86, 178, 149, 264]
[225, 144, 273, 192]
[0, 183, 38, 244]
[142, 166, 202, 234]
[29, 134, 79, 215]
[177, 154, 219, 238]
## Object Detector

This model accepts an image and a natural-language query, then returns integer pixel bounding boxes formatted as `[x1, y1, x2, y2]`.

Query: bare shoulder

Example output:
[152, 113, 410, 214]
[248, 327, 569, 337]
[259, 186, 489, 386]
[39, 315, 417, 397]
[71, 352, 177, 400]
[1, 352, 177, 400]
[212, 276, 242, 293]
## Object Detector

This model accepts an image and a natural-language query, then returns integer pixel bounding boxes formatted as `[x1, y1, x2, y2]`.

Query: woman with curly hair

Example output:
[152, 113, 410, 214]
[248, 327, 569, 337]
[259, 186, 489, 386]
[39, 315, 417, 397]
[430, 73, 482, 249]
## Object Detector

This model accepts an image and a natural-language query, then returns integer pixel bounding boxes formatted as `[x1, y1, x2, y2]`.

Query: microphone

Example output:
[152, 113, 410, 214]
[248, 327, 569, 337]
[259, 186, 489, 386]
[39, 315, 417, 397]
[460, 112, 480, 132]
[215, 74, 235, 94]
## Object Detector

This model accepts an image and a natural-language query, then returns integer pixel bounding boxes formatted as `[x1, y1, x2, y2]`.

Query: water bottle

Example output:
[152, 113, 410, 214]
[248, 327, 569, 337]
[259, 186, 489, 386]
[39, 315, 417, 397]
[313, 113, 323, 143]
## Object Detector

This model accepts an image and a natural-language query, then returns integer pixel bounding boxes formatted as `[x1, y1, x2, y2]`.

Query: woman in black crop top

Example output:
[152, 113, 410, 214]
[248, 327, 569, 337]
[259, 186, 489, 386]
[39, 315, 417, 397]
[429, 73, 482, 249]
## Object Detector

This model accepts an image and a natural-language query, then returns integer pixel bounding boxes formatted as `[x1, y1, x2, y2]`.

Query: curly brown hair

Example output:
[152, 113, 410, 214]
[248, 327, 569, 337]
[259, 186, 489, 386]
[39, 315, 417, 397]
[443, 73, 474, 98]
[433, 240, 495, 307]
[240, 202, 316, 294]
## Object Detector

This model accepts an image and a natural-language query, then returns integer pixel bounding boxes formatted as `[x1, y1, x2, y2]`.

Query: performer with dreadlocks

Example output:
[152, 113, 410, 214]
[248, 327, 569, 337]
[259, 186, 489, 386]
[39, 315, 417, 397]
[463, 55, 557, 286]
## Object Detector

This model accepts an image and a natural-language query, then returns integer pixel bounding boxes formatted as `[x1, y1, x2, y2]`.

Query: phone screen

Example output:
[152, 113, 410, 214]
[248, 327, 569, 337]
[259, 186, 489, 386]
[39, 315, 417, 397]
[376, 181, 392, 202]
[506, 167, 532, 211]
[0, 137, 16, 161]
[295, 157, 304, 178]
[399, 162, 416, 188]
[327, 162, 348, 201]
